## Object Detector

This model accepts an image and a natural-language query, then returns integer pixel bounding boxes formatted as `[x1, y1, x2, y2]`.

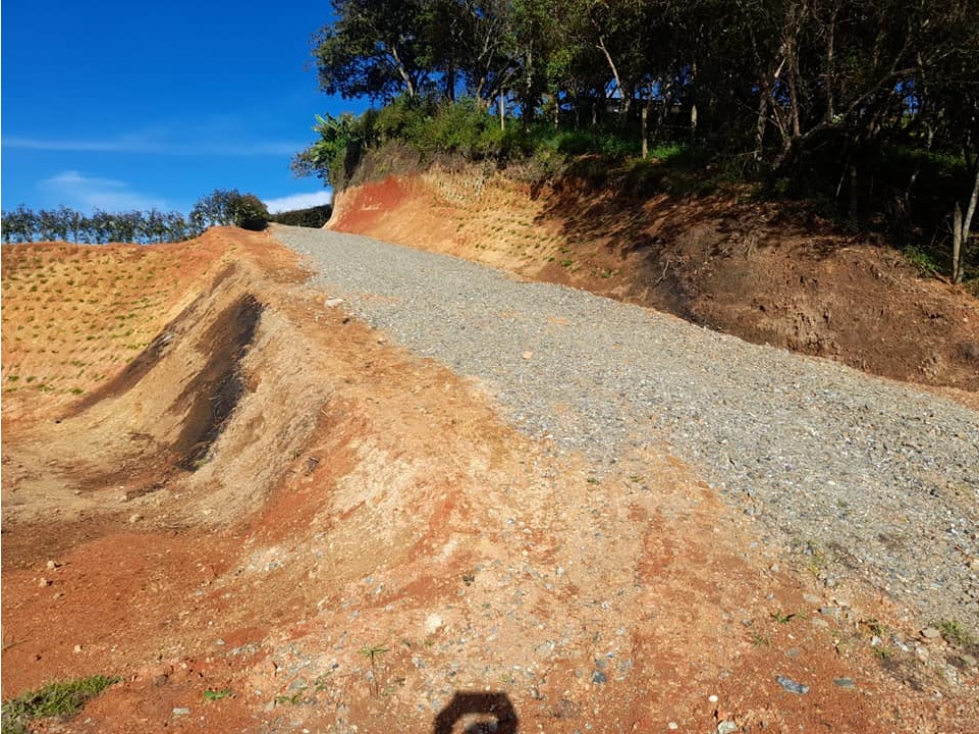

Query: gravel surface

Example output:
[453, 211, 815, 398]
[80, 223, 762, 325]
[273, 224, 979, 635]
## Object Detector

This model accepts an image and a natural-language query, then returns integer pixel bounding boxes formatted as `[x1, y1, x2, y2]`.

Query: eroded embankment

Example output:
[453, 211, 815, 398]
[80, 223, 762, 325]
[328, 167, 979, 395]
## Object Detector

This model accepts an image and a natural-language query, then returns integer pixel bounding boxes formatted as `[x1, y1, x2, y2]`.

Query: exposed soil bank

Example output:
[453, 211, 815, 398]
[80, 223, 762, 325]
[329, 167, 979, 395]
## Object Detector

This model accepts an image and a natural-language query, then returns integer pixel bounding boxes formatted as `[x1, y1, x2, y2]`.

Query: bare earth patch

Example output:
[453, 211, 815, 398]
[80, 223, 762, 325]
[2, 225, 977, 732]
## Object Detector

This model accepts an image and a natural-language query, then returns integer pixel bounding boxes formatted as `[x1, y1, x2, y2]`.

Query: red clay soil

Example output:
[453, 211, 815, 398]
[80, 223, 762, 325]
[2, 227, 977, 733]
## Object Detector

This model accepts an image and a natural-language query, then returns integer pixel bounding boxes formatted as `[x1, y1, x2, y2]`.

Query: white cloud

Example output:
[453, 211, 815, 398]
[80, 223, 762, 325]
[4, 135, 301, 157]
[40, 170, 168, 212]
[263, 190, 334, 214]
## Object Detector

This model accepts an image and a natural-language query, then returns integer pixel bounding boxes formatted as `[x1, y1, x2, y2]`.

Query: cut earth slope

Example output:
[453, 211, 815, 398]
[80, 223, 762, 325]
[1, 226, 976, 733]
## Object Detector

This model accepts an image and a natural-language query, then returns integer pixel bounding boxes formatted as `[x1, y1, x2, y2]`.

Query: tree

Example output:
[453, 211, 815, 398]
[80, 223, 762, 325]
[190, 189, 269, 232]
[312, 0, 438, 103]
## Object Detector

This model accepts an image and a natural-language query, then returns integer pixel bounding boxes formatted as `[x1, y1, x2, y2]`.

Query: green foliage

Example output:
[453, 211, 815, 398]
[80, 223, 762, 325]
[903, 245, 941, 277]
[1, 206, 193, 244]
[936, 620, 979, 649]
[2, 675, 119, 734]
[203, 688, 232, 702]
[232, 194, 270, 231]
[292, 112, 365, 190]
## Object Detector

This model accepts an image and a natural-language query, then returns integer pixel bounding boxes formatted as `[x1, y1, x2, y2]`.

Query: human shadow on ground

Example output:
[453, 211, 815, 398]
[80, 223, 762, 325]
[432, 691, 519, 733]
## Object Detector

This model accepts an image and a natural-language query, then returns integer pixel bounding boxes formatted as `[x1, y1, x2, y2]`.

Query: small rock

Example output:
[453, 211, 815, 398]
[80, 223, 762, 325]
[38, 578, 51, 588]
[522, 351, 534, 360]
[776, 675, 809, 694]
[325, 298, 344, 308]
[717, 722, 739, 734]
[921, 627, 942, 640]
[833, 677, 857, 689]
[129, 513, 143, 524]
[590, 670, 607, 685]
[172, 707, 191, 716]
[960, 654, 978, 668]
[667, 724, 679, 731]
[73, 644, 83, 653]
[46, 560, 60, 571]
[424, 614, 443, 635]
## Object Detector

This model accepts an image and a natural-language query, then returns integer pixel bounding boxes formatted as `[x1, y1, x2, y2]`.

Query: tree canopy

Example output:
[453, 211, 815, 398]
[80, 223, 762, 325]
[302, 0, 979, 278]
[308, 0, 978, 168]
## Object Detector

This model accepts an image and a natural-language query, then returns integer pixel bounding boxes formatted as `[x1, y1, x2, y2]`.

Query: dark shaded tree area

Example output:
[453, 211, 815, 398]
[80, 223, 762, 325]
[300, 0, 979, 280]
[268, 204, 334, 228]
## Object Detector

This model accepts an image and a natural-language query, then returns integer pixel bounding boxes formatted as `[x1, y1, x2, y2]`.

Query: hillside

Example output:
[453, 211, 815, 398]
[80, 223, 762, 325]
[2, 225, 977, 733]
[328, 165, 979, 400]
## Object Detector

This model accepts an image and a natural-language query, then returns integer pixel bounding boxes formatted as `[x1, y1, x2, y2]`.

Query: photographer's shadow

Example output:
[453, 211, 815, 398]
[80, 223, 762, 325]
[432, 691, 519, 733]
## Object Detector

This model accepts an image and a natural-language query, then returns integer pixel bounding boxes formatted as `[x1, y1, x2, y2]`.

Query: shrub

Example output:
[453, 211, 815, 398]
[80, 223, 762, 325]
[190, 189, 269, 231]
[232, 194, 270, 231]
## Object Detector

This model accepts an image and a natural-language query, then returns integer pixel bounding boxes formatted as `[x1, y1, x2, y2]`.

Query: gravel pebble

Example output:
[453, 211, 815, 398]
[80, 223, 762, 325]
[776, 675, 810, 694]
[274, 225, 979, 633]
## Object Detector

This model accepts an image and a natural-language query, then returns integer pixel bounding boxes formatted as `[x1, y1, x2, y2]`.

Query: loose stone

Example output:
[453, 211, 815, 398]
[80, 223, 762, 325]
[776, 675, 809, 694]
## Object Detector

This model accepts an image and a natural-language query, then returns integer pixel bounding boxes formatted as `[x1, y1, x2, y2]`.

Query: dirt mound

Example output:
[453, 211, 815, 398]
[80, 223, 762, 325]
[3, 228, 977, 732]
[329, 167, 979, 397]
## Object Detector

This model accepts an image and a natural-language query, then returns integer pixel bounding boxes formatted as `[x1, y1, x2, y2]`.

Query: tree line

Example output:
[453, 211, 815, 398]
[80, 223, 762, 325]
[1, 190, 274, 245]
[300, 0, 979, 280]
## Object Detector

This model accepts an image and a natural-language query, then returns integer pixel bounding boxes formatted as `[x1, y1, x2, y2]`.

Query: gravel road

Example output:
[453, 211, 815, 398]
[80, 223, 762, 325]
[273, 224, 979, 635]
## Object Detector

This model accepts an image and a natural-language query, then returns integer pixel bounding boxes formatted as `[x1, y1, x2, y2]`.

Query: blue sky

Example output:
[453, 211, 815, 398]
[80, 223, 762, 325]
[2, 1, 368, 215]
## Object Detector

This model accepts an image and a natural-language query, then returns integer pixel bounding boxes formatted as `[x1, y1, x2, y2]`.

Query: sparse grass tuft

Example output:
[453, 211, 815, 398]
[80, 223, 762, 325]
[936, 619, 979, 650]
[203, 688, 232, 702]
[2, 675, 119, 734]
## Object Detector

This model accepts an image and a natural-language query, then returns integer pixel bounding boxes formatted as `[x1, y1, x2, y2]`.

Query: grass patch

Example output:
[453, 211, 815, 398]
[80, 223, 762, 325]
[203, 688, 232, 702]
[903, 245, 940, 276]
[2, 675, 119, 734]
[936, 619, 979, 650]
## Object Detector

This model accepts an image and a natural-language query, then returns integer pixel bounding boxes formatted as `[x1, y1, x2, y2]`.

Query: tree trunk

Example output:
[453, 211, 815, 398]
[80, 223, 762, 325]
[641, 106, 648, 159]
[689, 62, 699, 141]
[848, 164, 858, 223]
[754, 87, 769, 160]
[523, 47, 534, 131]
[596, 34, 629, 117]
[823, 1, 838, 123]
[954, 164, 979, 284]
[953, 203, 963, 284]
[389, 45, 416, 98]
